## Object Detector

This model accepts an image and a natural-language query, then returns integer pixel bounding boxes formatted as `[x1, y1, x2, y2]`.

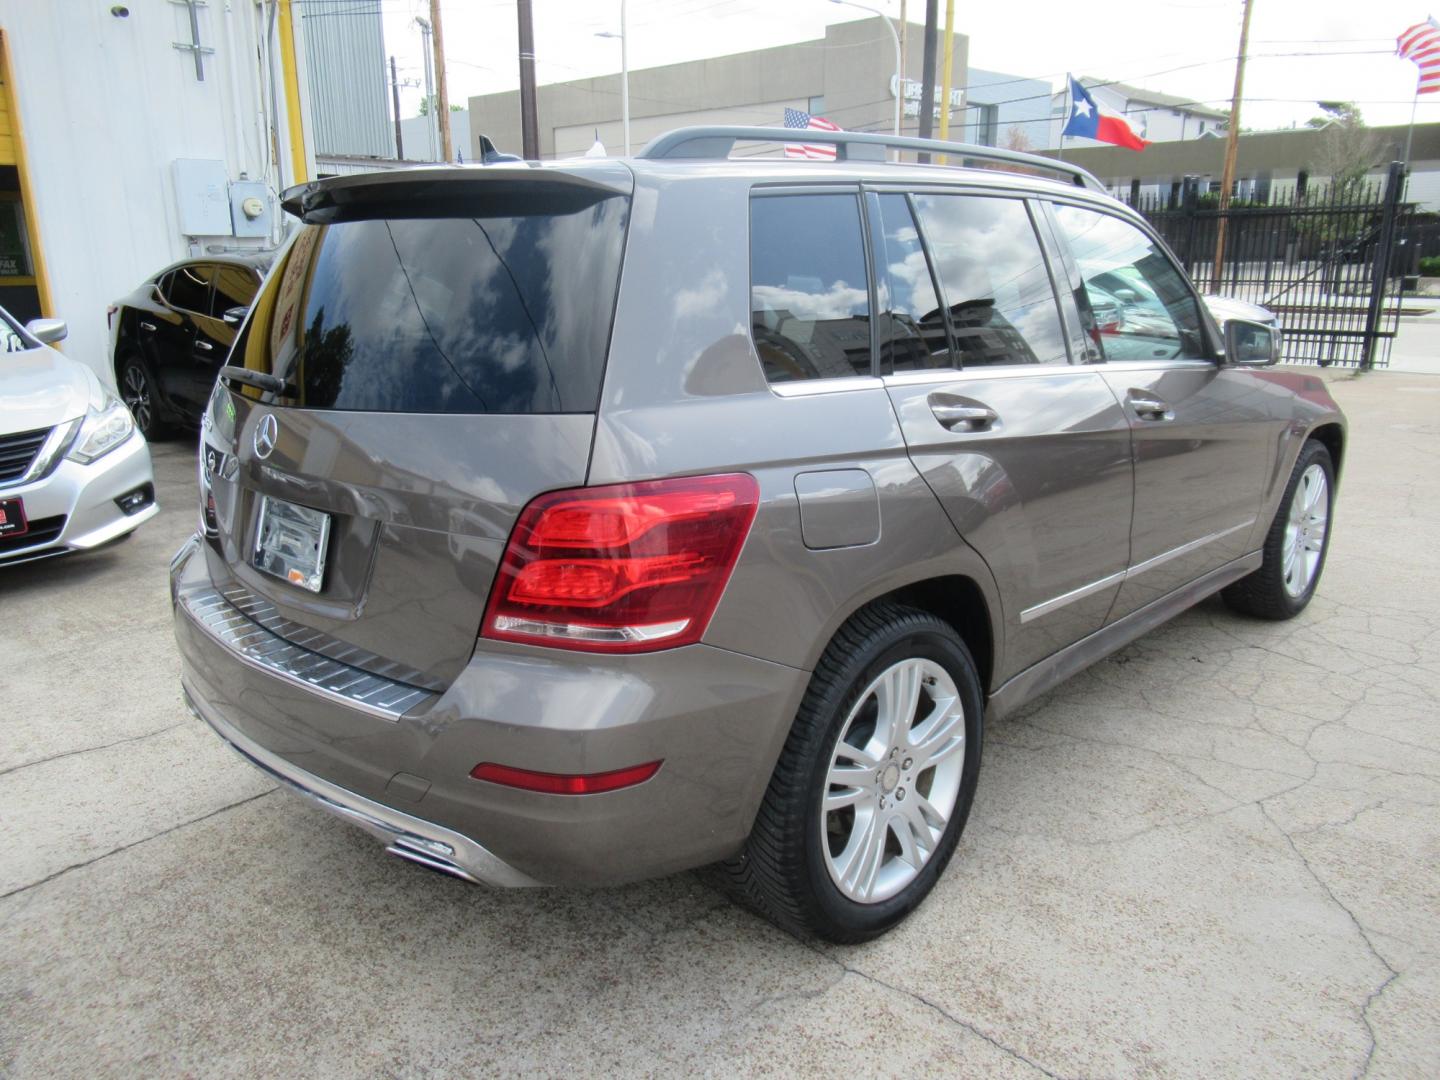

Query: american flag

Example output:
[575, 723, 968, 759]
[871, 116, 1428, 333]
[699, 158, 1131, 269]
[783, 108, 841, 160]
[1398, 17, 1440, 95]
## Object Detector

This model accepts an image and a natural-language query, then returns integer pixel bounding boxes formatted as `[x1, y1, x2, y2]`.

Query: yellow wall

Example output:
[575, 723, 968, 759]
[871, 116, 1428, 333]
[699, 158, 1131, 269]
[0, 29, 51, 316]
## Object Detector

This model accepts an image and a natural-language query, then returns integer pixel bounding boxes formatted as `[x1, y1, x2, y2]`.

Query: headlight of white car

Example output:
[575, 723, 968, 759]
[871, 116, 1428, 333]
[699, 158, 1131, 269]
[66, 396, 135, 465]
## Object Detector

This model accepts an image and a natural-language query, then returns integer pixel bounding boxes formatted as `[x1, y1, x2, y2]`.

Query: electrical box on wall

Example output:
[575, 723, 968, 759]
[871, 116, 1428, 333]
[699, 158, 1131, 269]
[173, 159, 233, 236]
[229, 181, 272, 238]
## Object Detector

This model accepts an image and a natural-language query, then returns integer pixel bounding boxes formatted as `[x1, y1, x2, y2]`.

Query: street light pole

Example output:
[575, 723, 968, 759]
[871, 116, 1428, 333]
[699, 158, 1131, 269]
[620, 0, 629, 155]
[595, 0, 631, 156]
[828, 0, 900, 139]
[416, 16, 437, 161]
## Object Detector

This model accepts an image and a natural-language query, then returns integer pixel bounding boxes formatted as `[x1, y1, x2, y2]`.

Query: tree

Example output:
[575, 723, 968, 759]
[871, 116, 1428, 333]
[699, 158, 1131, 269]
[417, 95, 463, 117]
[1305, 101, 1382, 201]
[1002, 127, 1034, 153]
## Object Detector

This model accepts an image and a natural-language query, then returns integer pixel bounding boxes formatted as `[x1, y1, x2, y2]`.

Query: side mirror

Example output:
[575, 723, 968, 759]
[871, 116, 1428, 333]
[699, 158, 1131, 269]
[25, 318, 68, 345]
[1225, 318, 1279, 367]
[222, 305, 249, 327]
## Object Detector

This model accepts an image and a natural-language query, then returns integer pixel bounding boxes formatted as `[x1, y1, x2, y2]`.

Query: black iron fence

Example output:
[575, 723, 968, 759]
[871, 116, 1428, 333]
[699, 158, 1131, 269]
[1123, 161, 1414, 368]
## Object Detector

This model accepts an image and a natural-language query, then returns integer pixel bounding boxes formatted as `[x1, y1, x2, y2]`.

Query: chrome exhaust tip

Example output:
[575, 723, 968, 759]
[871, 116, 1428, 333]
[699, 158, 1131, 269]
[384, 838, 482, 884]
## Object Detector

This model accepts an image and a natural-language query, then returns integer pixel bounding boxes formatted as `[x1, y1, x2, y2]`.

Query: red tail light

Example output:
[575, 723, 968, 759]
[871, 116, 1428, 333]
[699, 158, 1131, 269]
[470, 760, 662, 794]
[481, 473, 759, 653]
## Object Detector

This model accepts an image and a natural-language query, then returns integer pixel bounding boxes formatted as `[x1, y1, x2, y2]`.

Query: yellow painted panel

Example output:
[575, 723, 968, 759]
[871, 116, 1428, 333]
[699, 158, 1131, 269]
[0, 30, 51, 314]
[0, 134, 13, 164]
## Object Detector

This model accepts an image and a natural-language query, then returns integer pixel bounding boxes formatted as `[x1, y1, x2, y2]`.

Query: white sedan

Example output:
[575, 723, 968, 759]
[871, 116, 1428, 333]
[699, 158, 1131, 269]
[0, 308, 157, 564]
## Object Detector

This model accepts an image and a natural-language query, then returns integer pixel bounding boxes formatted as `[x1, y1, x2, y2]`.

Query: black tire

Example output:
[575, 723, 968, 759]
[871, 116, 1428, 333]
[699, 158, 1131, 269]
[117, 355, 167, 440]
[1223, 439, 1335, 620]
[721, 602, 984, 943]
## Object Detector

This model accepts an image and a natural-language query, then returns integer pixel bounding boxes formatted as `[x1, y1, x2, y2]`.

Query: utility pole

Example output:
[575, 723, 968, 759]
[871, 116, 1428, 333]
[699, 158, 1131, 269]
[917, 0, 938, 160]
[430, 0, 453, 162]
[936, 0, 955, 161]
[390, 55, 404, 160]
[1212, 0, 1255, 291]
[517, 0, 540, 159]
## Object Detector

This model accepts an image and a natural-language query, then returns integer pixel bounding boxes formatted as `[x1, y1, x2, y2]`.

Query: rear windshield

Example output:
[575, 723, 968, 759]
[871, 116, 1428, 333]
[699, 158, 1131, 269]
[231, 193, 629, 414]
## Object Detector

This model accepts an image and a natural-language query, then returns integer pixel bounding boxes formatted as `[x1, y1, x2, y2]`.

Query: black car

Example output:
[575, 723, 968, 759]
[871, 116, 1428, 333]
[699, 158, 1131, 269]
[110, 254, 271, 437]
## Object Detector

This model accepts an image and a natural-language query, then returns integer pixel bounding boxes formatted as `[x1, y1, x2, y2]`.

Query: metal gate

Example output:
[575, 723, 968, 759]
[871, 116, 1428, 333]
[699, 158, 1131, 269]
[1130, 161, 1414, 368]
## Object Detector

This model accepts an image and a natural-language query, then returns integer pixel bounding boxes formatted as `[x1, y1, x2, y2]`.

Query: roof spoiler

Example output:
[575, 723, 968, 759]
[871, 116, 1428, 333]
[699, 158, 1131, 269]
[636, 126, 1106, 193]
[279, 163, 633, 223]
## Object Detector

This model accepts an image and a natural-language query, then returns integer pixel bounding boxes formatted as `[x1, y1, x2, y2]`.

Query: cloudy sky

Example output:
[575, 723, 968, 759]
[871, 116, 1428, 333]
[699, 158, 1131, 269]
[356, 0, 1438, 134]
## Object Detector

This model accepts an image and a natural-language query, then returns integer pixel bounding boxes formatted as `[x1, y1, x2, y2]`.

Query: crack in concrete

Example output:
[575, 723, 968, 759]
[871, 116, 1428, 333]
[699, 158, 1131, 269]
[797, 939, 1062, 1078]
[0, 723, 186, 780]
[1257, 803, 1399, 1079]
[0, 788, 276, 902]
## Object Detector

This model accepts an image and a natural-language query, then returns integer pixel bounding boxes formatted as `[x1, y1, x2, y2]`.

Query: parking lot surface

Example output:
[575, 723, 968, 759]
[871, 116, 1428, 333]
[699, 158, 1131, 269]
[2, 369, 1437, 1078]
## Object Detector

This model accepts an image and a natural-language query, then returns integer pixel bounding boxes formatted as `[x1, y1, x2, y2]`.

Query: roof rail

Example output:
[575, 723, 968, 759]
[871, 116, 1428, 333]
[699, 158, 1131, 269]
[636, 126, 1107, 193]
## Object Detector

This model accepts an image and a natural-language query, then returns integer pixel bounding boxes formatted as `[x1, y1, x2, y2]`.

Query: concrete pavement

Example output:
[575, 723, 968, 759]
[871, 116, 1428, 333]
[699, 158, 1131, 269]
[2, 371, 1437, 1078]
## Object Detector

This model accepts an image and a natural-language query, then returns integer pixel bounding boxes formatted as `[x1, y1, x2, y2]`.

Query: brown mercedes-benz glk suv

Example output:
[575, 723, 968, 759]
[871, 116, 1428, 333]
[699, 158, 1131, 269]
[172, 127, 1343, 941]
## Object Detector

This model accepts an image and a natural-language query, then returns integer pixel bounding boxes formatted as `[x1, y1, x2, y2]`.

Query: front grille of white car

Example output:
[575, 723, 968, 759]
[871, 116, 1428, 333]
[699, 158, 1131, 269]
[0, 426, 51, 485]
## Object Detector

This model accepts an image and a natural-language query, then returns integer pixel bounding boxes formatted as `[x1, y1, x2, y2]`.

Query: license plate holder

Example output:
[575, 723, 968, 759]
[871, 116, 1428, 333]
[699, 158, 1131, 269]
[253, 495, 330, 593]
[0, 497, 28, 538]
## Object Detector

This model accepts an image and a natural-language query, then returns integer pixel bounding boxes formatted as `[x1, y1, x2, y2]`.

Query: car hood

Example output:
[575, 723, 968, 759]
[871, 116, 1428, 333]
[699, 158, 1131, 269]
[1, 344, 102, 436]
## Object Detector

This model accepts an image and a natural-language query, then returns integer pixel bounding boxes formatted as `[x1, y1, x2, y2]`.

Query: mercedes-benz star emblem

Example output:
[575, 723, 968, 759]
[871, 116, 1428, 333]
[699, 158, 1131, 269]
[253, 413, 278, 460]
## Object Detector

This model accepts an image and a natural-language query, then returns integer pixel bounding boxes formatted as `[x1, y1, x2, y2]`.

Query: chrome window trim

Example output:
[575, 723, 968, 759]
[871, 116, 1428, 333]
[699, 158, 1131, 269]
[177, 586, 436, 721]
[881, 365, 1090, 388]
[1019, 519, 1257, 624]
[769, 375, 886, 397]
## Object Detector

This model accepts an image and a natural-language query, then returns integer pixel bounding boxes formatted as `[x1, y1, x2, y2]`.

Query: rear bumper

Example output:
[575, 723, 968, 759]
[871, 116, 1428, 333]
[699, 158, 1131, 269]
[171, 537, 809, 887]
[0, 431, 157, 564]
[183, 682, 542, 887]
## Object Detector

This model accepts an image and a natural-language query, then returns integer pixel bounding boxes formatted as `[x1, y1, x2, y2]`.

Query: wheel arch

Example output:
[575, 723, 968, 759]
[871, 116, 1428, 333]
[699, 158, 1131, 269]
[810, 571, 1000, 696]
[1307, 421, 1345, 485]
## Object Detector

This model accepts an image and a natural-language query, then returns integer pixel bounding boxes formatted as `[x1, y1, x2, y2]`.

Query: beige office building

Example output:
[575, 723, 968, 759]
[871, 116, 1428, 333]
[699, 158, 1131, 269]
[467, 17, 965, 160]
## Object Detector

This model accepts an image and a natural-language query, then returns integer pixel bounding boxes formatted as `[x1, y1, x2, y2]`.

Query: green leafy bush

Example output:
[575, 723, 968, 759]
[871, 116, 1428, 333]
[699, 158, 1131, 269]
[1420, 255, 1440, 277]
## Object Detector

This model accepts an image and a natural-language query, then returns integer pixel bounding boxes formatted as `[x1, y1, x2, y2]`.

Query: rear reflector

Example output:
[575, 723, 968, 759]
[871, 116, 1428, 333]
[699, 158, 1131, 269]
[470, 760, 662, 795]
[481, 473, 759, 653]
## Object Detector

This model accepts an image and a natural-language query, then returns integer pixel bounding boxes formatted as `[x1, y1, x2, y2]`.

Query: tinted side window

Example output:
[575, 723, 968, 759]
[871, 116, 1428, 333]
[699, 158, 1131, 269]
[869, 193, 953, 373]
[208, 266, 259, 318]
[1051, 205, 1205, 362]
[750, 194, 872, 383]
[912, 195, 1068, 367]
[164, 263, 213, 313]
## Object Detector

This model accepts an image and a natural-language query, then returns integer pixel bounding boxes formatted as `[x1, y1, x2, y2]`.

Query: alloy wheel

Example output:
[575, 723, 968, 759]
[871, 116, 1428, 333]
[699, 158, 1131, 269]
[821, 657, 967, 904]
[122, 365, 153, 433]
[1282, 463, 1329, 597]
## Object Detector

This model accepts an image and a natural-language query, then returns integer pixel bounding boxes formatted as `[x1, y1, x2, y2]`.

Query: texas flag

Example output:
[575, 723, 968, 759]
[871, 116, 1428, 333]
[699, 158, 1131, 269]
[1062, 76, 1149, 151]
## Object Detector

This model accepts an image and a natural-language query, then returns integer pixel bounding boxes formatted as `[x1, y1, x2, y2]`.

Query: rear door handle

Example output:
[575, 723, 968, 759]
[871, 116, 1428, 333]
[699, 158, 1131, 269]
[140, 321, 156, 332]
[195, 340, 213, 352]
[1127, 392, 1172, 421]
[931, 403, 999, 431]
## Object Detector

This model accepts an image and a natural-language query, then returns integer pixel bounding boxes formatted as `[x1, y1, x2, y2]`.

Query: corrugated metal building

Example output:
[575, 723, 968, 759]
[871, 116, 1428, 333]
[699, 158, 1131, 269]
[299, 0, 391, 159]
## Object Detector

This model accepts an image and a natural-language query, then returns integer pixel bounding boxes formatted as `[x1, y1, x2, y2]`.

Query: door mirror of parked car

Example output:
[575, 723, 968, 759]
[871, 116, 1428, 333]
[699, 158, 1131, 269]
[222, 305, 249, 327]
[1224, 318, 1279, 367]
[25, 318, 68, 345]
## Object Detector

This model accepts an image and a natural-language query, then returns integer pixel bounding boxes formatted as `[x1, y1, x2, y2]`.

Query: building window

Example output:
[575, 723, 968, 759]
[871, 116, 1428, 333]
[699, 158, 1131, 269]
[975, 104, 999, 147]
[808, 96, 826, 116]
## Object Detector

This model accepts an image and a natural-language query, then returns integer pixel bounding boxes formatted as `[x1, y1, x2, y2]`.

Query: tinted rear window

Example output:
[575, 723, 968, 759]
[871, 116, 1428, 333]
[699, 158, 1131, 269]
[232, 195, 629, 414]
